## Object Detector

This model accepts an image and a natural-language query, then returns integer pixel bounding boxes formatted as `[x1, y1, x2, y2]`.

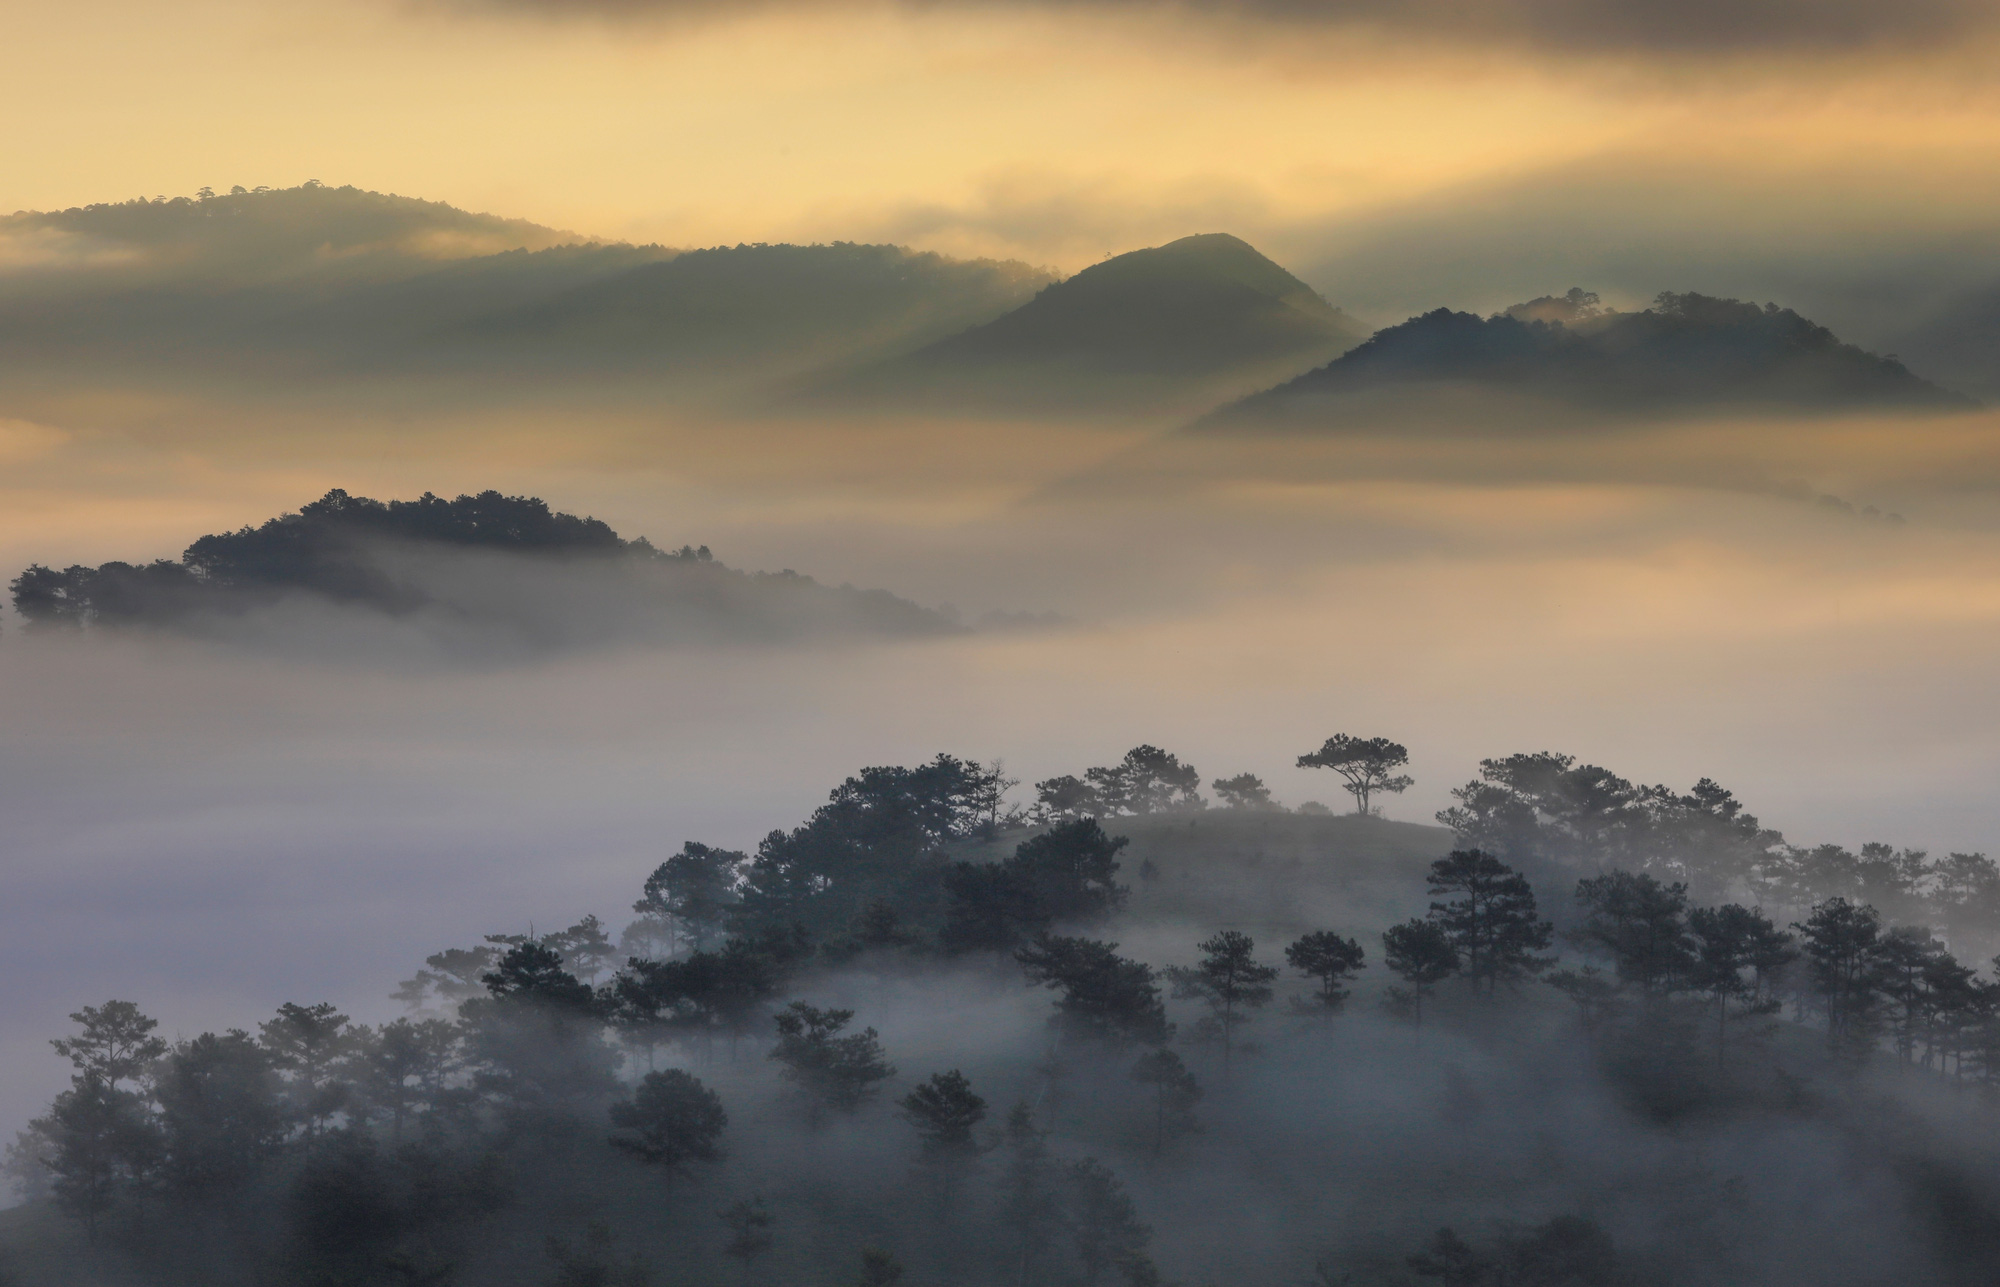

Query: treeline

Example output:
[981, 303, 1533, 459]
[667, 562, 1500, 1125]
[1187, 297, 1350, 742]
[14, 738, 2000, 1285]
[7, 489, 710, 628]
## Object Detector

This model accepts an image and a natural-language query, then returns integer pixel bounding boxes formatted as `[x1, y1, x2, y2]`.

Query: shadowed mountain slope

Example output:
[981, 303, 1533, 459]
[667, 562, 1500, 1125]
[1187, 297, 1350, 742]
[824, 233, 1370, 415]
[0, 186, 1051, 404]
[8, 489, 960, 657]
[1201, 289, 1974, 432]
[456, 241, 1053, 380]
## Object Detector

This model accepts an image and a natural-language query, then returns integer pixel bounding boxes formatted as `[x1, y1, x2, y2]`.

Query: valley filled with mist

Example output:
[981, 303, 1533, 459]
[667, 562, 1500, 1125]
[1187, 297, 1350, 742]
[9, 177, 2000, 1287]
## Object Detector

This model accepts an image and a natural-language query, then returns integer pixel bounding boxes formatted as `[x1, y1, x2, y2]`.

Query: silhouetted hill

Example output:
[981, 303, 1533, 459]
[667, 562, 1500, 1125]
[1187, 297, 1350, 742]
[0, 183, 580, 290]
[8, 489, 960, 657]
[1202, 290, 1975, 431]
[825, 233, 1370, 414]
[0, 185, 1050, 403]
[453, 242, 1052, 378]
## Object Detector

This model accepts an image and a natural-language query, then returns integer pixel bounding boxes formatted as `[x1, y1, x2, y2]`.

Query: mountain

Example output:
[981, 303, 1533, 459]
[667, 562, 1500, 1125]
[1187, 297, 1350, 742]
[11, 489, 960, 657]
[0, 183, 581, 291]
[825, 233, 1370, 415]
[1201, 289, 1975, 432]
[0, 185, 1051, 406]
[446, 241, 1053, 382]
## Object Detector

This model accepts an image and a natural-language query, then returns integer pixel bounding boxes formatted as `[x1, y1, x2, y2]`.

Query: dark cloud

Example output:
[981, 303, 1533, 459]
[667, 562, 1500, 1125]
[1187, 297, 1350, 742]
[460, 0, 2000, 57]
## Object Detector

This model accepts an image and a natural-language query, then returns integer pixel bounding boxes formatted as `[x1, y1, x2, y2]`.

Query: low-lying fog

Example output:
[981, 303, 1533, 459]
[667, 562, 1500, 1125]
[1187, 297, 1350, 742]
[7, 399, 2000, 1152]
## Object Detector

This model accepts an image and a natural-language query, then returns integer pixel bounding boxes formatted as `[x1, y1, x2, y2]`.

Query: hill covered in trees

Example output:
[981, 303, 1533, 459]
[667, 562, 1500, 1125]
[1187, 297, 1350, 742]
[11, 737, 2000, 1286]
[0, 185, 1052, 406]
[827, 234, 1370, 415]
[1201, 289, 1975, 432]
[7, 488, 959, 655]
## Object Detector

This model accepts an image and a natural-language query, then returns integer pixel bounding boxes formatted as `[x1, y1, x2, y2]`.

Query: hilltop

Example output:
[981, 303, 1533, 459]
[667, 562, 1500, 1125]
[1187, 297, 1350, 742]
[1201, 289, 1975, 432]
[823, 233, 1370, 414]
[9, 488, 961, 656]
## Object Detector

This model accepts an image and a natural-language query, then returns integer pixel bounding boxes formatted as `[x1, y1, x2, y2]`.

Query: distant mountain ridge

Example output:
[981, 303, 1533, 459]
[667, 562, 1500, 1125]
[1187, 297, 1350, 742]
[0, 185, 1053, 402]
[830, 233, 1370, 413]
[9, 489, 959, 655]
[1202, 290, 1974, 431]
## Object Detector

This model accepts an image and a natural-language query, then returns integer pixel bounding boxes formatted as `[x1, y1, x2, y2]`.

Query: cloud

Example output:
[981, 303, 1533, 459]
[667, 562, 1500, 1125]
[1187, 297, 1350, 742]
[452, 0, 2000, 58]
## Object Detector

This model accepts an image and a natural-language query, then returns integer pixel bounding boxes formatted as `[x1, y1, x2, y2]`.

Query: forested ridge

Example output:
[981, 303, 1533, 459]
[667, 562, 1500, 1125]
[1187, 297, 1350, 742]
[11, 740, 2000, 1286]
[4, 489, 957, 650]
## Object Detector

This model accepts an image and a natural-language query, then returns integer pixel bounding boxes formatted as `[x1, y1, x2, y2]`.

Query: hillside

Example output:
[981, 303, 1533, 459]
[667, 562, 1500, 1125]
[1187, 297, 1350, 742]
[824, 233, 1370, 414]
[10, 488, 960, 657]
[454, 241, 1053, 379]
[1202, 289, 1975, 432]
[951, 809, 1451, 961]
[0, 185, 1051, 403]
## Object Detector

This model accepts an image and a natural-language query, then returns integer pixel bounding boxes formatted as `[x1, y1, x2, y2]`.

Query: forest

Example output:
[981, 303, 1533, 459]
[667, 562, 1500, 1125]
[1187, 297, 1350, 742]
[8, 736, 2000, 1286]
[4, 489, 957, 652]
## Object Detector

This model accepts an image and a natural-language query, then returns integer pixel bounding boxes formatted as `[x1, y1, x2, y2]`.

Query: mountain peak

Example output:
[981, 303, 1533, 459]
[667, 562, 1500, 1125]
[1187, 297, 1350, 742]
[1202, 289, 1974, 430]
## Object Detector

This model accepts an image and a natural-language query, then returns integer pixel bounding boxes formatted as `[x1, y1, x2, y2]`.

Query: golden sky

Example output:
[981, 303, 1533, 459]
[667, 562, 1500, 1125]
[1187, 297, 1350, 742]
[10, 0, 2000, 268]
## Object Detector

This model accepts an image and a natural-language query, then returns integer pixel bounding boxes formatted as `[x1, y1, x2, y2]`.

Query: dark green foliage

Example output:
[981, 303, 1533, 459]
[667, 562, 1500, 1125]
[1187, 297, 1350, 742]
[1015, 933, 1172, 1048]
[1211, 773, 1277, 810]
[898, 1070, 987, 1159]
[1426, 850, 1554, 994]
[1033, 774, 1105, 822]
[155, 1030, 288, 1197]
[49, 1001, 167, 1090]
[36, 1076, 156, 1241]
[1085, 746, 1204, 815]
[354, 1017, 461, 1139]
[1570, 873, 1695, 1004]
[461, 945, 620, 1114]
[258, 1001, 354, 1138]
[767, 1003, 895, 1119]
[1297, 735, 1413, 815]
[1686, 904, 1792, 1068]
[1796, 897, 1885, 1062]
[608, 1070, 727, 1175]
[941, 818, 1129, 953]
[1437, 754, 1779, 901]
[734, 754, 993, 937]
[1286, 931, 1367, 1013]
[1222, 292, 1972, 436]
[611, 925, 810, 1057]
[1166, 930, 1277, 1068]
[1382, 919, 1459, 1025]
[634, 844, 744, 957]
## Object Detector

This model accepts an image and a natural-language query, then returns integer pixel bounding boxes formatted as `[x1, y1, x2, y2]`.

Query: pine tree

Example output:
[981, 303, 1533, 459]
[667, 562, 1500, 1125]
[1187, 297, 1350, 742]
[1795, 897, 1884, 1064]
[1015, 934, 1172, 1048]
[768, 1003, 895, 1121]
[1381, 919, 1459, 1027]
[607, 1070, 727, 1178]
[1165, 930, 1277, 1072]
[1285, 931, 1367, 1014]
[1425, 851, 1554, 994]
[1571, 873, 1694, 1006]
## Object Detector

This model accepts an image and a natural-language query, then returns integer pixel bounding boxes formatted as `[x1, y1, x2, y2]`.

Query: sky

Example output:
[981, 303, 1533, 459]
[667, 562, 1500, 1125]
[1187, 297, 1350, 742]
[12, 0, 2000, 1171]
[8, 0, 2000, 276]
